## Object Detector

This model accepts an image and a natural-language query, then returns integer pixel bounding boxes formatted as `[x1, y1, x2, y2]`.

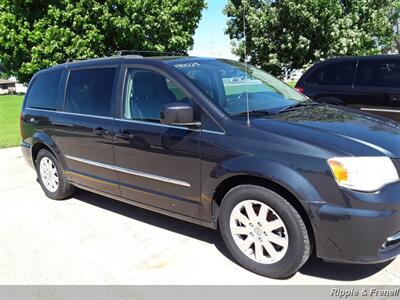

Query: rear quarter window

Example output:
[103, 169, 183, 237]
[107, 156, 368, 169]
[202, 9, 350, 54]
[25, 70, 63, 110]
[306, 61, 356, 85]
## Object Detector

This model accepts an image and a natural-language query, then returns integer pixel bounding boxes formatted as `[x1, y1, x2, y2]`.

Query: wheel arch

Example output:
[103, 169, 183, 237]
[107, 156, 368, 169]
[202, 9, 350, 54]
[211, 174, 316, 251]
[30, 132, 66, 169]
[31, 142, 55, 163]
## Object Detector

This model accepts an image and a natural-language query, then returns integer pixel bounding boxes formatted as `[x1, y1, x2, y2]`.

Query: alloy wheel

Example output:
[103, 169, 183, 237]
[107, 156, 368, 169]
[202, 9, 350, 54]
[39, 156, 59, 193]
[229, 200, 289, 264]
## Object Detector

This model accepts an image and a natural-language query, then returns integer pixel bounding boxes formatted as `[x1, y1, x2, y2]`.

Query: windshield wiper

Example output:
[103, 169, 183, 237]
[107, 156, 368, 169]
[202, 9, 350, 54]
[276, 101, 318, 114]
[234, 110, 274, 117]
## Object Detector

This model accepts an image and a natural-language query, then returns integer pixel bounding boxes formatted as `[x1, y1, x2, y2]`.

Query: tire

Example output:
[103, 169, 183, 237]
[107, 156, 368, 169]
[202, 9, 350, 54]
[35, 149, 75, 200]
[218, 185, 310, 279]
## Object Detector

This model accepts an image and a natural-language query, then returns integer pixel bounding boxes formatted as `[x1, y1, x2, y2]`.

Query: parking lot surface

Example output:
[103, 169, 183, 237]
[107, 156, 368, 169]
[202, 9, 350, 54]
[0, 147, 399, 285]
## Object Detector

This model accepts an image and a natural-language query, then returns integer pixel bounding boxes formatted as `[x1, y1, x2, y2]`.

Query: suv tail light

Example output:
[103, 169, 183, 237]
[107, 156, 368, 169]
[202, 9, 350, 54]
[295, 87, 304, 93]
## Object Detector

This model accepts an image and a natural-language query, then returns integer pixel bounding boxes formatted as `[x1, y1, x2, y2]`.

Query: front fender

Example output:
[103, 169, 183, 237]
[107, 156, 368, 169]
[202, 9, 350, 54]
[210, 156, 323, 203]
[201, 155, 325, 228]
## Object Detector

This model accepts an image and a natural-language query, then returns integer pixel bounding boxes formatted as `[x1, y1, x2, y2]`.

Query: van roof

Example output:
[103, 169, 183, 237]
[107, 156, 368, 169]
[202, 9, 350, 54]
[40, 55, 215, 73]
[320, 54, 400, 63]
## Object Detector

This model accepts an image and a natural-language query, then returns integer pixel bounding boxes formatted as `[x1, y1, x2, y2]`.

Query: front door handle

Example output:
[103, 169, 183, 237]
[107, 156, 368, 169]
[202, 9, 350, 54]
[93, 127, 110, 136]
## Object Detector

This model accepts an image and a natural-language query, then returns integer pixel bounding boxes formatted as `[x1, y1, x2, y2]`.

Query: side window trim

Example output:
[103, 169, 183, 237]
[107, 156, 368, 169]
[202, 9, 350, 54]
[61, 67, 70, 111]
[352, 59, 359, 87]
[114, 117, 225, 135]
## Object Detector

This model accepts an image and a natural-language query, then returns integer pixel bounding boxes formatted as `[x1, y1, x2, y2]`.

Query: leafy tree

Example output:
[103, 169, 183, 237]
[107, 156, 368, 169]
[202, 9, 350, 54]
[0, 60, 4, 78]
[0, 0, 206, 83]
[225, 0, 400, 77]
[392, 0, 400, 53]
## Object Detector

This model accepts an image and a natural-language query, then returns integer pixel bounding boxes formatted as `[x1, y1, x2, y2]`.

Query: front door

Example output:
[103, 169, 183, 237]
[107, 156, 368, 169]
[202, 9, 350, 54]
[113, 67, 201, 218]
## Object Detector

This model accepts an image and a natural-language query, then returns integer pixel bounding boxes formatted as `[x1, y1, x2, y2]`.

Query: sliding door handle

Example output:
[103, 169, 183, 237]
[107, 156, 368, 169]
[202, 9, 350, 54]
[53, 122, 73, 127]
[93, 127, 110, 136]
[115, 130, 134, 140]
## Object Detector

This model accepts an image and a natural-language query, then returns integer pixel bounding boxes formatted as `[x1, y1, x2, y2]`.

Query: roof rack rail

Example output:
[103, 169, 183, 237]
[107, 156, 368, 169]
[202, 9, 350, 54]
[65, 57, 92, 63]
[115, 50, 188, 57]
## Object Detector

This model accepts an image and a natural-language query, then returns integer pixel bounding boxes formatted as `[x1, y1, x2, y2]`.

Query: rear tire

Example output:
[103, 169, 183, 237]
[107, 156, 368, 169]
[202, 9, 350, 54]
[35, 149, 75, 200]
[218, 185, 310, 279]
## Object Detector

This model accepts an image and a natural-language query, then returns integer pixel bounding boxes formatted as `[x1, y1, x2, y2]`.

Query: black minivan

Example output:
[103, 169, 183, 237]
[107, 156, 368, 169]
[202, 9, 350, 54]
[296, 55, 400, 122]
[21, 54, 400, 279]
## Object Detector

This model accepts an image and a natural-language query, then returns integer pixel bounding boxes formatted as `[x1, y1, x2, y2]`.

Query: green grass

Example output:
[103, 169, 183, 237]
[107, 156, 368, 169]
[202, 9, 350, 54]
[0, 95, 24, 148]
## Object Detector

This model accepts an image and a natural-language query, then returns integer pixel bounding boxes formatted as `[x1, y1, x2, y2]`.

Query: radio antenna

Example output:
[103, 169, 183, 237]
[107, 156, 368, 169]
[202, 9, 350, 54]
[243, 4, 250, 127]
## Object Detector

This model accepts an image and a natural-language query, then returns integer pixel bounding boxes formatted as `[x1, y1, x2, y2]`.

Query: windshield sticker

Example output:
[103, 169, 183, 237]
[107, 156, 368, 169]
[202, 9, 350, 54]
[173, 62, 201, 68]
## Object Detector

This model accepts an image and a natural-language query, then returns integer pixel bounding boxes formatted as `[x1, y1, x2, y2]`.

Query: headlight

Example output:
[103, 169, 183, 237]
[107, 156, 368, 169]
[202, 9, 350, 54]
[327, 157, 399, 192]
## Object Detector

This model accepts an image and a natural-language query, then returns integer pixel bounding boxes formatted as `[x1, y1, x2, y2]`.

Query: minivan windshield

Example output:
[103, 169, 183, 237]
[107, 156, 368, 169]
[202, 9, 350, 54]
[168, 59, 309, 116]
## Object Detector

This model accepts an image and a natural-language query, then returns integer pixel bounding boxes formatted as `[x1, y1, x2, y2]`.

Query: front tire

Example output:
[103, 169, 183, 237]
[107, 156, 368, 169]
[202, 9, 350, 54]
[218, 185, 310, 279]
[35, 149, 75, 200]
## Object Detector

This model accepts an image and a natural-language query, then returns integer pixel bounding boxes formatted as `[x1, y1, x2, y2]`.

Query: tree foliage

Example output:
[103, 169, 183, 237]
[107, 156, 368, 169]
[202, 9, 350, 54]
[0, 0, 206, 83]
[393, 2, 400, 53]
[225, 0, 400, 77]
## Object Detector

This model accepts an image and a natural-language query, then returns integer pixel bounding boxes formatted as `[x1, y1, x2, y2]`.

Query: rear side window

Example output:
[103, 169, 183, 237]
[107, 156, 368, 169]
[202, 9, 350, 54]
[307, 61, 356, 85]
[356, 60, 400, 87]
[64, 68, 116, 117]
[25, 70, 62, 110]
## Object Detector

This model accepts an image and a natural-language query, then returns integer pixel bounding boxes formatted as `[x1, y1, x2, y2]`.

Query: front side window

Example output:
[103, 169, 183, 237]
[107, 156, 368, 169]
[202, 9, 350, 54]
[356, 60, 400, 87]
[167, 59, 308, 116]
[26, 70, 62, 110]
[64, 68, 116, 117]
[123, 69, 190, 122]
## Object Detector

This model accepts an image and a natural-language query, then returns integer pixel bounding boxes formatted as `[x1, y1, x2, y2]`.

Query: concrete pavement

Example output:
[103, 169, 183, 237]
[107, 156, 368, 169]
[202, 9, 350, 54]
[0, 146, 399, 284]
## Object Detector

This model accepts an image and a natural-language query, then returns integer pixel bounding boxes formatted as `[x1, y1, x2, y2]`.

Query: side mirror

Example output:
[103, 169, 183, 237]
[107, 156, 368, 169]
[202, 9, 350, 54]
[160, 102, 200, 127]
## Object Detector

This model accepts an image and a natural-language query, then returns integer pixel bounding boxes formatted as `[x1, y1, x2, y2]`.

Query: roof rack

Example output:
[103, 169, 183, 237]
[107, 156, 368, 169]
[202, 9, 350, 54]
[115, 50, 188, 57]
[64, 56, 123, 64]
[65, 57, 101, 63]
[65, 58, 84, 63]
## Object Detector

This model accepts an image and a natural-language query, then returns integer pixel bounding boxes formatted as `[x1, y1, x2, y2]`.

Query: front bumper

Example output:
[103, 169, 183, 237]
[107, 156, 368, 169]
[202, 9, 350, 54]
[311, 181, 400, 264]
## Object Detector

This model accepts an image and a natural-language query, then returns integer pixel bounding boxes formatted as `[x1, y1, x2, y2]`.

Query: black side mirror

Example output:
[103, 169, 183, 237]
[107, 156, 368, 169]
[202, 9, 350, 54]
[160, 102, 201, 127]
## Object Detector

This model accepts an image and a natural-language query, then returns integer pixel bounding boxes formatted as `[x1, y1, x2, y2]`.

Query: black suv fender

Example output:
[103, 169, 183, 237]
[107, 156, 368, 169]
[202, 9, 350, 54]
[203, 156, 323, 222]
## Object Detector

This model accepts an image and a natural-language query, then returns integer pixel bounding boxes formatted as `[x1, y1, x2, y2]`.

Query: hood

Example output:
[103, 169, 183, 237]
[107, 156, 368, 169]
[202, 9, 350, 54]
[251, 105, 400, 158]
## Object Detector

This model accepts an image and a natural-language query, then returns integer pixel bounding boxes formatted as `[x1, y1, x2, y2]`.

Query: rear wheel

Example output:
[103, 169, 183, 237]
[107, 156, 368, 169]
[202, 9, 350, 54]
[218, 185, 310, 279]
[35, 149, 75, 200]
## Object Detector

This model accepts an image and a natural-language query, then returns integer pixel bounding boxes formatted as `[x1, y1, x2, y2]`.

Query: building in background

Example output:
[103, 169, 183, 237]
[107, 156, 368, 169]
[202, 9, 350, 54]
[0, 79, 16, 95]
[0, 76, 28, 94]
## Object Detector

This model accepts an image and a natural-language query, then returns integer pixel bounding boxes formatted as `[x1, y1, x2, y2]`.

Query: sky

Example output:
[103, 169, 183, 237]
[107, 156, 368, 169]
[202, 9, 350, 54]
[189, 0, 238, 59]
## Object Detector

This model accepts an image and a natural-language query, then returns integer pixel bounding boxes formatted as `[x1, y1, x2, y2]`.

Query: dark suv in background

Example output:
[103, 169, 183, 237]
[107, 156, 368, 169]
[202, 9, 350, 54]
[21, 54, 400, 279]
[296, 55, 400, 122]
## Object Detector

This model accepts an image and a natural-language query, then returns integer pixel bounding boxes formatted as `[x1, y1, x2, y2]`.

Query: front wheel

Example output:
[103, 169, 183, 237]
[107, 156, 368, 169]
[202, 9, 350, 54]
[218, 185, 310, 279]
